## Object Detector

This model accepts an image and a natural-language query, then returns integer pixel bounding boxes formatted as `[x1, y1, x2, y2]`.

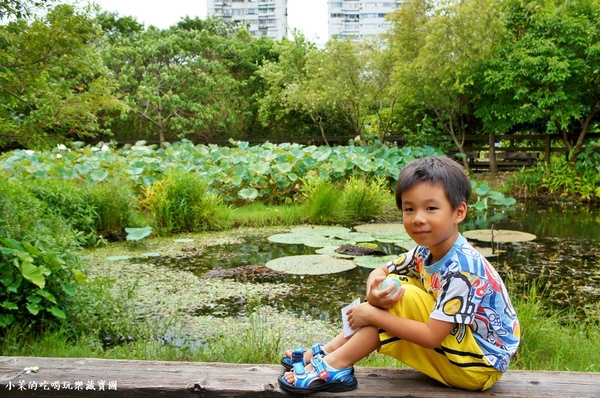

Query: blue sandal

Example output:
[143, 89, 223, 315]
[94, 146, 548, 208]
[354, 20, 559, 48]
[278, 355, 358, 394]
[280, 342, 328, 372]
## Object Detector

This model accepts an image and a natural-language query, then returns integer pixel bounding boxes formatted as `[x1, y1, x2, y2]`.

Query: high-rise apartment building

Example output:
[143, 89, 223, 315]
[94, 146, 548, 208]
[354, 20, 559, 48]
[207, 0, 288, 40]
[328, 1, 401, 41]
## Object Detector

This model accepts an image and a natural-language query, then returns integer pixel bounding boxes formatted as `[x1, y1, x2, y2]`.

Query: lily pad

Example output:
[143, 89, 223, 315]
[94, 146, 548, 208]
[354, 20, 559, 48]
[315, 245, 354, 259]
[463, 229, 537, 243]
[302, 235, 355, 248]
[267, 233, 307, 245]
[393, 236, 417, 251]
[332, 232, 376, 242]
[472, 247, 504, 258]
[141, 252, 161, 257]
[290, 225, 351, 236]
[354, 223, 405, 234]
[265, 255, 356, 275]
[353, 254, 398, 269]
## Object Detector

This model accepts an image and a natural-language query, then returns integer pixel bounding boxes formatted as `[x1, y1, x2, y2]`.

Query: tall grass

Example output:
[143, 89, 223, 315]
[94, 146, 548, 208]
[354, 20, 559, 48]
[141, 168, 232, 235]
[231, 203, 305, 227]
[301, 177, 346, 224]
[301, 175, 394, 224]
[511, 286, 600, 371]
[341, 175, 394, 222]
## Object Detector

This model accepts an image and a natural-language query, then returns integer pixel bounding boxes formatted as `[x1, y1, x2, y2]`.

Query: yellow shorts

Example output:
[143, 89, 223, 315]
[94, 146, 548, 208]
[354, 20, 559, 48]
[378, 276, 503, 391]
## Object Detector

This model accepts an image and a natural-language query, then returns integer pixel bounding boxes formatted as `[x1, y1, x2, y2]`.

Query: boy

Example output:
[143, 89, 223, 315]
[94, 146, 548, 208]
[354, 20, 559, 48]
[279, 156, 521, 394]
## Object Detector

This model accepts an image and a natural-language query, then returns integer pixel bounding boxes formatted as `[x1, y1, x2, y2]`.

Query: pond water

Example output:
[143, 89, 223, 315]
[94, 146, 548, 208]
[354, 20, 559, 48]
[148, 202, 600, 323]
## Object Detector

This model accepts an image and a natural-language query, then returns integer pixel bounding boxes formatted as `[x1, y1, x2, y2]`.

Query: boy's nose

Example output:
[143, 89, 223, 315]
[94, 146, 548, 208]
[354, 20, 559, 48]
[412, 211, 426, 224]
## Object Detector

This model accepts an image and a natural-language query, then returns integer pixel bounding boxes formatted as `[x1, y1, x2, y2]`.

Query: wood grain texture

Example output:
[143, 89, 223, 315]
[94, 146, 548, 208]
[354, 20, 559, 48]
[1, 356, 598, 397]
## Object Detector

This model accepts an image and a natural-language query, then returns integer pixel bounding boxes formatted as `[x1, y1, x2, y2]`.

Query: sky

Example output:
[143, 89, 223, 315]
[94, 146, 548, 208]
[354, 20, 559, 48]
[81, 0, 329, 45]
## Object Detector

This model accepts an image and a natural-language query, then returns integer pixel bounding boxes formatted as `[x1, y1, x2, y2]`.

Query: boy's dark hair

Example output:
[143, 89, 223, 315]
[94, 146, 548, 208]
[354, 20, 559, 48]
[395, 156, 471, 210]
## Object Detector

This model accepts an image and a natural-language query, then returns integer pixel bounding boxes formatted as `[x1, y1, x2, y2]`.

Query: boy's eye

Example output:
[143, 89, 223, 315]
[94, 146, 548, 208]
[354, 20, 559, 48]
[427, 207, 438, 211]
[403, 208, 413, 212]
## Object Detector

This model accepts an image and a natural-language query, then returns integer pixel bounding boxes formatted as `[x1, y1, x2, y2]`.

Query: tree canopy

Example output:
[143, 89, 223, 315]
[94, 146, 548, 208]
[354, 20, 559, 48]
[0, 0, 599, 158]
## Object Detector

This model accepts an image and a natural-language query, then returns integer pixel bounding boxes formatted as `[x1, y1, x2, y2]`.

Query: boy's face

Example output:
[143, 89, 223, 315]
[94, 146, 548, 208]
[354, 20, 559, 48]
[400, 182, 467, 261]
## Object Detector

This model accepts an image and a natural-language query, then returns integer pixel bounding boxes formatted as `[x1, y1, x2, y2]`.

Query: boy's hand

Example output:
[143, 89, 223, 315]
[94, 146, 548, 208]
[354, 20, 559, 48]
[366, 275, 404, 309]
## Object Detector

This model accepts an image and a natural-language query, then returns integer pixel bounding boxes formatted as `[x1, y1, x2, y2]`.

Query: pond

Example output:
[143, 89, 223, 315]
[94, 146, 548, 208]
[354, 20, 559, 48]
[142, 202, 600, 323]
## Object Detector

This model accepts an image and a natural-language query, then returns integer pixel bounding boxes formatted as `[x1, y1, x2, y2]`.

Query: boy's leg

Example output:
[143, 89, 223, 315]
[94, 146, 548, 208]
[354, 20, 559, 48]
[379, 278, 502, 391]
[282, 331, 351, 365]
[323, 326, 380, 369]
[282, 326, 380, 385]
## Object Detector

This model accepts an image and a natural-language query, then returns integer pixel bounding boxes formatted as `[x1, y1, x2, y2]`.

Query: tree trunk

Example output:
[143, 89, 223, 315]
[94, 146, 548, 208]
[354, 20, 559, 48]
[489, 131, 498, 174]
[310, 114, 329, 146]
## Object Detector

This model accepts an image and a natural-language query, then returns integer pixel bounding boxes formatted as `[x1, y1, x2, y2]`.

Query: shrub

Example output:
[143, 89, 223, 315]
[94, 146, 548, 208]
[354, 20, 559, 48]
[341, 175, 391, 221]
[141, 168, 232, 235]
[300, 177, 345, 224]
[0, 180, 87, 330]
[86, 179, 146, 240]
[29, 179, 99, 246]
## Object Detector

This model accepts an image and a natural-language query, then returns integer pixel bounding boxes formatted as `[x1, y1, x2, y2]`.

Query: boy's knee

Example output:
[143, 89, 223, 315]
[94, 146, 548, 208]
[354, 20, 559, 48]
[388, 282, 434, 321]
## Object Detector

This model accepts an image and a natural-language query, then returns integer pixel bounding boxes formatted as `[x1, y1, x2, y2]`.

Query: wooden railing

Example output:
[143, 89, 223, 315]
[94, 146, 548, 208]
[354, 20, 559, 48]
[450, 132, 600, 172]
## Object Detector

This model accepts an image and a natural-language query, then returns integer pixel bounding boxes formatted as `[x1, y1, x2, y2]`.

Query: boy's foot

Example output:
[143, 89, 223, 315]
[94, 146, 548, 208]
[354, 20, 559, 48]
[280, 342, 328, 371]
[278, 355, 357, 394]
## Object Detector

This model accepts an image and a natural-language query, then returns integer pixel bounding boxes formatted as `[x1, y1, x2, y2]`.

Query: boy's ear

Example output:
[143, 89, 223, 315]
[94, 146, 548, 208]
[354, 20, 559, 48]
[455, 202, 468, 223]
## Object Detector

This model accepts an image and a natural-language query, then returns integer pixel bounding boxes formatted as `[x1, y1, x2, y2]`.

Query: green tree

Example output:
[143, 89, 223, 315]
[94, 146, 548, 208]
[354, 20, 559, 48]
[259, 35, 397, 143]
[0, 0, 54, 19]
[256, 32, 320, 138]
[0, 4, 123, 148]
[476, 0, 600, 161]
[106, 20, 272, 146]
[387, 0, 505, 169]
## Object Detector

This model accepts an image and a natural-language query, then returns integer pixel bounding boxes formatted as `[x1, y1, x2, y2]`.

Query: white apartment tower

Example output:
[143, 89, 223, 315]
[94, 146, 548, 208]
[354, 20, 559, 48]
[207, 0, 288, 40]
[328, 1, 401, 41]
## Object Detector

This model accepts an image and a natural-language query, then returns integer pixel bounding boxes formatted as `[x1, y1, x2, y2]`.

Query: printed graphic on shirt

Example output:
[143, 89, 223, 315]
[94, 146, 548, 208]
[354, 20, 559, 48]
[384, 235, 520, 373]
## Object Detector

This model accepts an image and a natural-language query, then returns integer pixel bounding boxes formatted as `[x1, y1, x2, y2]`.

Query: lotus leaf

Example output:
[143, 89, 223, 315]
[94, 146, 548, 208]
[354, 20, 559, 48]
[302, 235, 355, 248]
[125, 226, 153, 241]
[353, 223, 405, 234]
[392, 235, 417, 251]
[315, 245, 354, 259]
[267, 233, 307, 245]
[332, 232, 376, 242]
[238, 188, 259, 200]
[265, 254, 356, 275]
[353, 254, 398, 269]
[463, 229, 536, 243]
[290, 225, 351, 236]
[472, 247, 504, 258]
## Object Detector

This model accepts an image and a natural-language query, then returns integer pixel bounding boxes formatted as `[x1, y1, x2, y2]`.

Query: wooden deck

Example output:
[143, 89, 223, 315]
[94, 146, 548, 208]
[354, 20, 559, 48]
[1, 356, 598, 397]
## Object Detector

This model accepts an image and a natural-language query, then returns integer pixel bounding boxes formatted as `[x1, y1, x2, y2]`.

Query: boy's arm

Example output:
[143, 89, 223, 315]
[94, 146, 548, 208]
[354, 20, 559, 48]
[347, 304, 455, 349]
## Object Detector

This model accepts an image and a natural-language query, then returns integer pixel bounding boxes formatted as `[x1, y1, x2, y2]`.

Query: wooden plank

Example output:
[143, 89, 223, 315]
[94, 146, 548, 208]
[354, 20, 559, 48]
[1, 356, 599, 397]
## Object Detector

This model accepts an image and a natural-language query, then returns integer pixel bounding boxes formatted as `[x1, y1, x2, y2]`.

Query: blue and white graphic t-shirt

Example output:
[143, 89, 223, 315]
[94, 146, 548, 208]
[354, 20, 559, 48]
[386, 234, 521, 372]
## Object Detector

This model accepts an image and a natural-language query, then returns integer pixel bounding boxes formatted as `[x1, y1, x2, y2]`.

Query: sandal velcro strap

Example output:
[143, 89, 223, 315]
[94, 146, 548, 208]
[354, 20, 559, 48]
[311, 342, 326, 357]
[292, 348, 307, 379]
[280, 342, 328, 371]
[311, 356, 330, 380]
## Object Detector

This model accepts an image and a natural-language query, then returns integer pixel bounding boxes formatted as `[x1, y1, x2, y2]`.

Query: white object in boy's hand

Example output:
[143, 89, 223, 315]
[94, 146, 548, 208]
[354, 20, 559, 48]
[379, 276, 401, 297]
[342, 298, 361, 337]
